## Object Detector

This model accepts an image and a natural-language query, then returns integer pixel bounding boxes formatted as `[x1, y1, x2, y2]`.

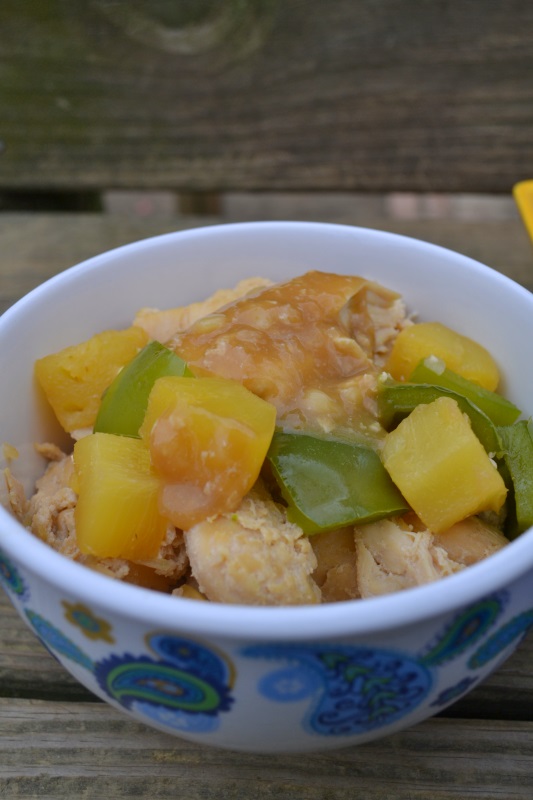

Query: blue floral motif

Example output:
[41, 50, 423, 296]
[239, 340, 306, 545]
[259, 665, 323, 703]
[95, 635, 234, 726]
[25, 609, 94, 671]
[420, 592, 508, 667]
[0, 549, 29, 600]
[243, 644, 432, 737]
[468, 608, 533, 669]
[430, 677, 478, 707]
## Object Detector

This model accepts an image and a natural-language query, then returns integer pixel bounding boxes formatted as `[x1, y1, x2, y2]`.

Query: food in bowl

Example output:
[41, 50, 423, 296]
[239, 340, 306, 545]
[1, 222, 533, 754]
[5, 268, 531, 606]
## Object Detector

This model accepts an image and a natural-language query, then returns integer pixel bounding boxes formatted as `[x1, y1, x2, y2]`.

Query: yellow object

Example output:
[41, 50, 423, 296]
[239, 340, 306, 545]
[73, 432, 168, 560]
[2, 443, 19, 462]
[177, 584, 208, 601]
[385, 322, 500, 391]
[35, 327, 148, 433]
[382, 396, 507, 534]
[513, 180, 533, 245]
[140, 376, 277, 530]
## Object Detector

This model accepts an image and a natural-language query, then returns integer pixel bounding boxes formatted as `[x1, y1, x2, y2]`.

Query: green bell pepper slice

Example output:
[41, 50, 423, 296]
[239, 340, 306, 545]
[377, 377, 503, 455]
[409, 357, 521, 426]
[266, 431, 409, 535]
[497, 420, 533, 539]
[94, 341, 192, 438]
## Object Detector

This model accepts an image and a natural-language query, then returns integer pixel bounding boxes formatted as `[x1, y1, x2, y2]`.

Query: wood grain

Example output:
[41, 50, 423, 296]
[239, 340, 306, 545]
[1, 697, 533, 798]
[1, 213, 531, 314]
[1, 1, 532, 192]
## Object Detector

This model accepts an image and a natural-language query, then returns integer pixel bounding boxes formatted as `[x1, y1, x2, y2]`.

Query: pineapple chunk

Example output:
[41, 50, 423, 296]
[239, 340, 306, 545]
[139, 376, 277, 530]
[385, 322, 500, 391]
[381, 396, 507, 533]
[73, 432, 168, 560]
[35, 327, 148, 433]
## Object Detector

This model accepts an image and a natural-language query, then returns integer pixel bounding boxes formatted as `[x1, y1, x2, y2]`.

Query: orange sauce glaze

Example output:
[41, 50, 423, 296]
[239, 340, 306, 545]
[171, 271, 400, 436]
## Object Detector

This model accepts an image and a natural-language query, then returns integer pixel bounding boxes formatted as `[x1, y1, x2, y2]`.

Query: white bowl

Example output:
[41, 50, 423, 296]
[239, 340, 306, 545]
[1, 221, 532, 753]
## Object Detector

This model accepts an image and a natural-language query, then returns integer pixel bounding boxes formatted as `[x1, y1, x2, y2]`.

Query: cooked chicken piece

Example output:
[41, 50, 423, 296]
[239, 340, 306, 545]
[35, 441, 67, 462]
[184, 484, 321, 606]
[311, 527, 359, 602]
[354, 518, 462, 598]
[134, 277, 273, 344]
[27, 454, 79, 558]
[339, 283, 412, 366]
[171, 271, 408, 434]
[354, 515, 509, 598]
[135, 526, 189, 583]
[3, 468, 28, 521]
[3, 442, 20, 462]
[433, 516, 508, 566]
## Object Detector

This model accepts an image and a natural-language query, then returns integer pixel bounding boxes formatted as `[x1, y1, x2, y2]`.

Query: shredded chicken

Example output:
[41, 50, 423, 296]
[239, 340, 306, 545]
[4, 468, 28, 521]
[134, 277, 273, 344]
[433, 516, 509, 566]
[311, 527, 359, 602]
[184, 484, 321, 606]
[27, 454, 79, 558]
[354, 516, 508, 599]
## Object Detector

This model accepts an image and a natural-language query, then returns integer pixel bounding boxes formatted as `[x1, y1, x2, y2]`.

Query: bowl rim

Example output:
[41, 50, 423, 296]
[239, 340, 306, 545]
[1, 220, 533, 642]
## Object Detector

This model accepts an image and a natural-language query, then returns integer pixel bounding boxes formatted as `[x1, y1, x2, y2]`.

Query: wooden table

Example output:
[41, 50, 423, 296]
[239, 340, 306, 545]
[1, 210, 533, 798]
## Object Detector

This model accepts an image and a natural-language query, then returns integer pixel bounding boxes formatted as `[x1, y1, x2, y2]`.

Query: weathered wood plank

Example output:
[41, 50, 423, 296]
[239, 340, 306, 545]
[0, 213, 217, 313]
[0, 590, 95, 702]
[1, 698, 532, 798]
[1, 1, 532, 192]
[1, 213, 531, 316]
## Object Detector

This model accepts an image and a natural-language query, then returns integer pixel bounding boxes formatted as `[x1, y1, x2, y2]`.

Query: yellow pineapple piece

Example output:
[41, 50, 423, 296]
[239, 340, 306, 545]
[381, 396, 507, 533]
[139, 376, 277, 530]
[73, 432, 168, 560]
[385, 322, 500, 390]
[35, 326, 148, 433]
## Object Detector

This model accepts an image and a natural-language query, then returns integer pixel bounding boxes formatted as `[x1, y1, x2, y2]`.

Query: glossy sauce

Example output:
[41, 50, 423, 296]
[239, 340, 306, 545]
[171, 271, 403, 436]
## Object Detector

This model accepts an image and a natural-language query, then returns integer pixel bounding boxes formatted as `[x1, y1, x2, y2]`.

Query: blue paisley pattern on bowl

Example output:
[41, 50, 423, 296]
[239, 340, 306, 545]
[468, 607, 533, 669]
[25, 608, 94, 671]
[0, 548, 29, 600]
[420, 591, 508, 667]
[430, 676, 479, 707]
[131, 701, 221, 733]
[95, 635, 234, 728]
[243, 643, 433, 737]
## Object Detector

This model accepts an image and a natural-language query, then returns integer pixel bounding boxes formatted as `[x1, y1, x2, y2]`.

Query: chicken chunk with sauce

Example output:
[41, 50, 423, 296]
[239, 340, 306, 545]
[171, 271, 408, 435]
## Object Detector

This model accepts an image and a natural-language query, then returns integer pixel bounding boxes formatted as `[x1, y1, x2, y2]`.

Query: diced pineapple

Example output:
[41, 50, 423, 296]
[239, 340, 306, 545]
[381, 396, 507, 533]
[73, 432, 168, 560]
[35, 327, 148, 433]
[139, 376, 277, 530]
[385, 322, 500, 391]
